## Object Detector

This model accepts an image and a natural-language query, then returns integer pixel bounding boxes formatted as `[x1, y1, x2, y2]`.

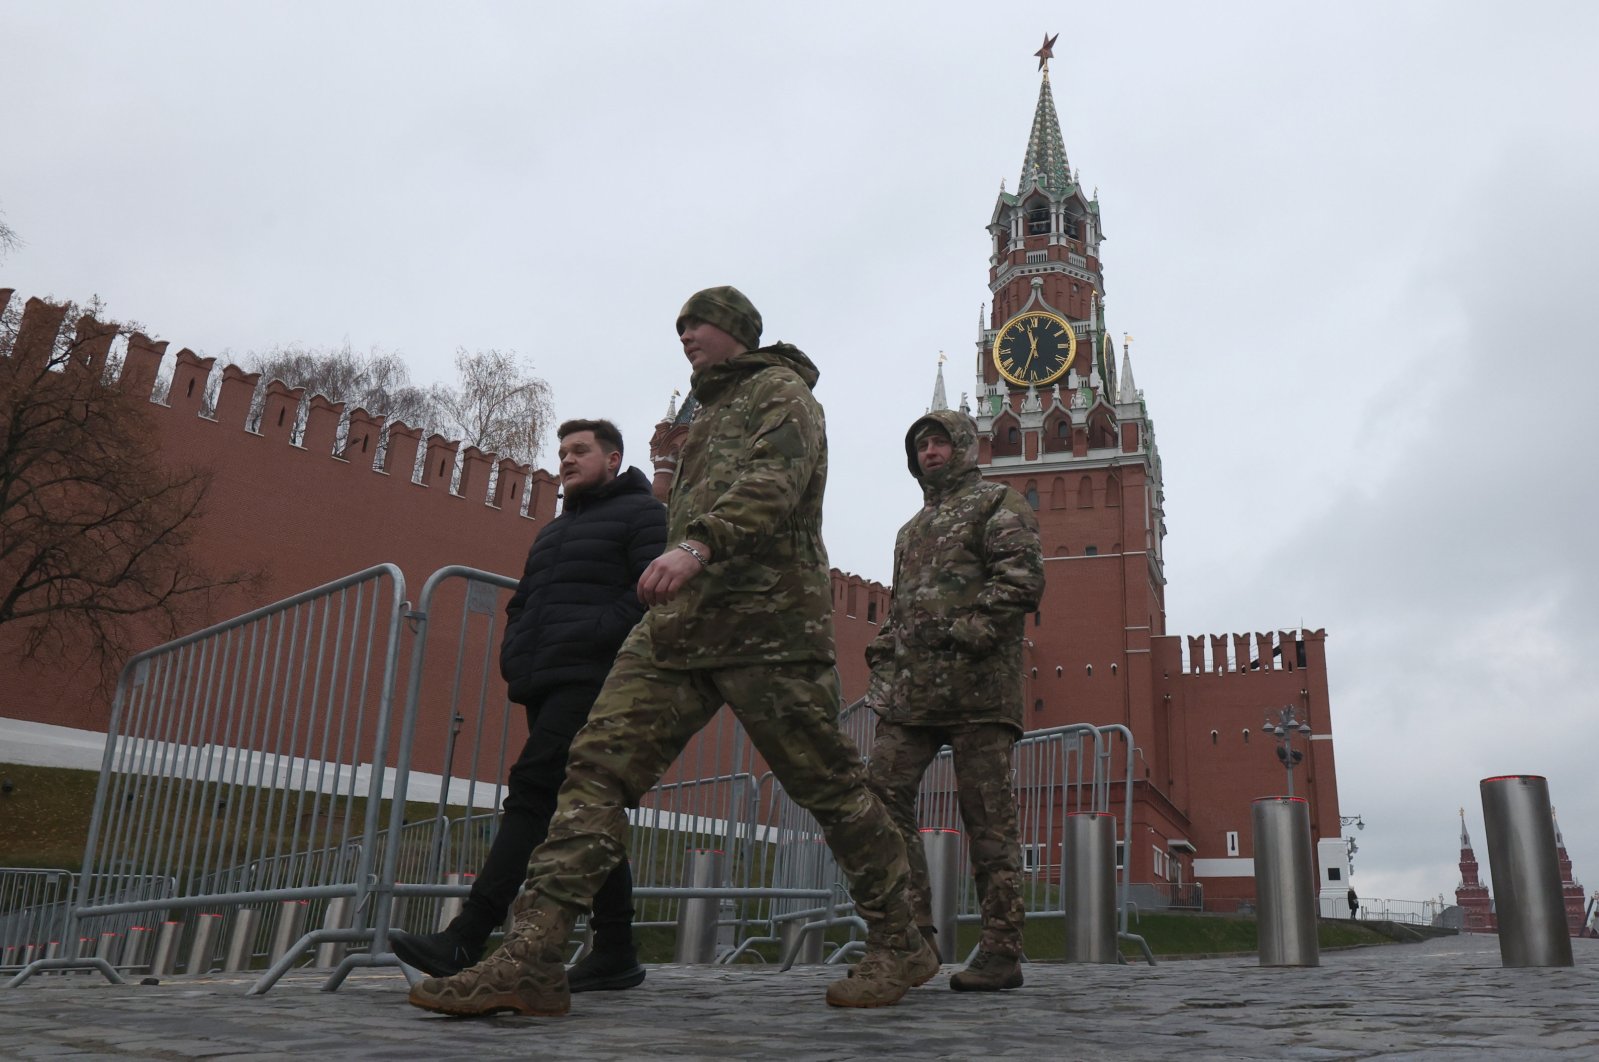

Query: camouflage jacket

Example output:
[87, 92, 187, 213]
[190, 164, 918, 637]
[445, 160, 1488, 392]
[865, 409, 1044, 731]
[636, 342, 836, 668]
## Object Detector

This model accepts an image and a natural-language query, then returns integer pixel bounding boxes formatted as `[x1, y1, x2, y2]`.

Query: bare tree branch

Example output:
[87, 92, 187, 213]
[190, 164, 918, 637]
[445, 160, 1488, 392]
[0, 297, 258, 684]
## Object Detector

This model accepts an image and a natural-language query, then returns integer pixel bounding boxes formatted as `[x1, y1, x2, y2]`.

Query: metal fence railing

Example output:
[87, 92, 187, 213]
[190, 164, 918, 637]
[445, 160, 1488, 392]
[4, 562, 1151, 993]
[4, 565, 407, 989]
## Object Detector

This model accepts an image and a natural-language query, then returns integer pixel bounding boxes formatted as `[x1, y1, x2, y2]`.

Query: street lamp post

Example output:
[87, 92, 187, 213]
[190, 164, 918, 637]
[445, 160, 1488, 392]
[1263, 705, 1313, 797]
[1340, 813, 1365, 870]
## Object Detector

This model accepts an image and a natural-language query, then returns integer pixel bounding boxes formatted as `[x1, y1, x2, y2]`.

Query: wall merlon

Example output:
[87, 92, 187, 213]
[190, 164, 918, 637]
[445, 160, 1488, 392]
[527, 469, 558, 521]
[169, 348, 216, 412]
[491, 456, 523, 509]
[0, 288, 13, 317]
[458, 446, 490, 503]
[422, 433, 460, 491]
[215, 364, 262, 429]
[70, 315, 120, 378]
[122, 332, 168, 402]
[302, 394, 344, 456]
[14, 297, 70, 372]
[384, 421, 423, 481]
[342, 408, 384, 466]
[261, 380, 306, 443]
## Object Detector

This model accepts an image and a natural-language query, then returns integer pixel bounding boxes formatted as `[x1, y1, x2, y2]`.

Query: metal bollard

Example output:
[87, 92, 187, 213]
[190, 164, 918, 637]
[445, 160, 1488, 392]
[1064, 811, 1118, 963]
[269, 900, 310, 966]
[223, 909, 258, 972]
[45, 940, 61, 960]
[674, 848, 725, 964]
[921, 828, 961, 959]
[97, 932, 120, 961]
[777, 918, 824, 966]
[185, 913, 222, 974]
[120, 926, 153, 971]
[1480, 774, 1574, 967]
[436, 873, 468, 931]
[316, 898, 349, 968]
[1252, 796, 1319, 967]
[150, 922, 182, 976]
[1, 945, 14, 967]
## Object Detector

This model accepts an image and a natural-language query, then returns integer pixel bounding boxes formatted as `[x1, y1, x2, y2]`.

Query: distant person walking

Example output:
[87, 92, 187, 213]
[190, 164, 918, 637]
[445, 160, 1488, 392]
[1347, 887, 1359, 920]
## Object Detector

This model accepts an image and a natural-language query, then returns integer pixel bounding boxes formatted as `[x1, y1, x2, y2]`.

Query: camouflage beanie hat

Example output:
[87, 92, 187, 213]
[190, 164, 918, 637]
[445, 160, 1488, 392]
[676, 286, 763, 351]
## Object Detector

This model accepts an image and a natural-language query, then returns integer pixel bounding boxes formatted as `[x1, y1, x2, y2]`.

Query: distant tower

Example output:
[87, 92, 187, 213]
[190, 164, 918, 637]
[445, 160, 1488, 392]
[1553, 810, 1587, 935]
[1455, 810, 1495, 932]
[648, 390, 696, 502]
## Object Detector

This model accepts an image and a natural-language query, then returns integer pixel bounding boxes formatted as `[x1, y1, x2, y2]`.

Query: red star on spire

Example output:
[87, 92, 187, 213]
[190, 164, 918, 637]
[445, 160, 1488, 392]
[1035, 32, 1058, 72]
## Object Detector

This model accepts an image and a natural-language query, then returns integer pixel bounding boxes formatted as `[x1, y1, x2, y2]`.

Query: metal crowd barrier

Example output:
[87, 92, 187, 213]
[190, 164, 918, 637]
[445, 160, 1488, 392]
[4, 561, 1151, 992]
[5, 565, 407, 989]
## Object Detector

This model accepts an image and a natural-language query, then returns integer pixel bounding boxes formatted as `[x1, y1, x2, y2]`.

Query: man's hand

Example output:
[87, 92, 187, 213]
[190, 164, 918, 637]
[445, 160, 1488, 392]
[638, 539, 711, 606]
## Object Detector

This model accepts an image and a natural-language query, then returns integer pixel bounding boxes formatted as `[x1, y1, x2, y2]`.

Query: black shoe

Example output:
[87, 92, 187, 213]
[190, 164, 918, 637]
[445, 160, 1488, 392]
[566, 948, 646, 993]
[390, 929, 477, 978]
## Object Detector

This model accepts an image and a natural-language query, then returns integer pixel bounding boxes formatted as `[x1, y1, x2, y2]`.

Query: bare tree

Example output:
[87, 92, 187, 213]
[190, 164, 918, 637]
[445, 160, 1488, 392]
[240, 343, 553, 468]
[0, 297, 256, 682]
[0, 204, 19, 259]
[243, 342, 440, 446]
[431, 347, 554, 466]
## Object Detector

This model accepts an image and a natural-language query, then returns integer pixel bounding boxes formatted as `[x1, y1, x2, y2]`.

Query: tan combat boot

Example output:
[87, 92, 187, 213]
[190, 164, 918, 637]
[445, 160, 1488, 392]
[408, 896, 575, 1017]
[948, 948, 1023, 992]
[825, 925, 940, 1008]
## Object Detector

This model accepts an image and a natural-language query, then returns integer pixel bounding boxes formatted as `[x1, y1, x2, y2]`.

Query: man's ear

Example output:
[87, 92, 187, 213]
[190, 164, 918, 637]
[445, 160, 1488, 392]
[607, 448, 623, 474]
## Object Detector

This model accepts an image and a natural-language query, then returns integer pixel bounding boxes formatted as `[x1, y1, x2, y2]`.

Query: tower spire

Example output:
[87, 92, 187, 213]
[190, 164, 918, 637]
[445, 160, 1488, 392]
[1117, 334, 1139, 405]
[1020, 34, 1071, 194]
[929, 352, 949, 412]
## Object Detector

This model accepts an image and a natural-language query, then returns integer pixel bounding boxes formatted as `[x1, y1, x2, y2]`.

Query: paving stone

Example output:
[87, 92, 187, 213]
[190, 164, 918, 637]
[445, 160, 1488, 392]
[2, 935, 1598, 1058]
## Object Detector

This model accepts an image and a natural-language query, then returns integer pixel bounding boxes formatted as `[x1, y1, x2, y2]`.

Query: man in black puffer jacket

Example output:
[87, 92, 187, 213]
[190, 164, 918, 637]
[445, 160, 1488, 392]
[392, 418, 666, 992]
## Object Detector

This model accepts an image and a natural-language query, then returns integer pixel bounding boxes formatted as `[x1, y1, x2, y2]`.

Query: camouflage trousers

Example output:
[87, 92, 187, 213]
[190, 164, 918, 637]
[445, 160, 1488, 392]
[867, 720, 1025, 957]
[521, 646, 912, 939]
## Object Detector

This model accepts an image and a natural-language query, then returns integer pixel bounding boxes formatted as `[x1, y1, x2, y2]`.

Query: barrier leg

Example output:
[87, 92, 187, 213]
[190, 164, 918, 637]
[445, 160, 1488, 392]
[1481, 774, 1574, 968]
[1252, 796, 1319, 967]
[778, 918, 824, 966]
[1065, 812, 1118, 963]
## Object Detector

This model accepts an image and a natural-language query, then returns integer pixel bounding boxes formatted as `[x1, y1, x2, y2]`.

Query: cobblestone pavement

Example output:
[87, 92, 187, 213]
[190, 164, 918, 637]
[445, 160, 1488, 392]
[3, 934, 1597, 1060]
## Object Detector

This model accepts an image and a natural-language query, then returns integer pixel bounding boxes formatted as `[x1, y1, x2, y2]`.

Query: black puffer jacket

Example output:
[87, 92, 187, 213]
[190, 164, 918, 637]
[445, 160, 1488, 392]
[500, 466, 666, 702]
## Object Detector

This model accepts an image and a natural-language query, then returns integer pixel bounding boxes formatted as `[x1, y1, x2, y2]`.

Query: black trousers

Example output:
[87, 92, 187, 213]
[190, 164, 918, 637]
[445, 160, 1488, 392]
[449, 681, 635, 949]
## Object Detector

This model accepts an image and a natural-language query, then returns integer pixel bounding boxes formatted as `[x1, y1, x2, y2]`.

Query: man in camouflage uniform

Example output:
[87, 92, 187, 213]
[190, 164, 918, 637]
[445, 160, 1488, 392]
[865, 408, 1044, 991]
[409, 286, 935, 1018]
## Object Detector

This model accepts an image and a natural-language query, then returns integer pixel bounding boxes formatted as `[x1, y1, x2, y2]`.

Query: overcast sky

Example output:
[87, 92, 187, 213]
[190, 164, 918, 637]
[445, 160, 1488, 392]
[4, 1, 1597, 907]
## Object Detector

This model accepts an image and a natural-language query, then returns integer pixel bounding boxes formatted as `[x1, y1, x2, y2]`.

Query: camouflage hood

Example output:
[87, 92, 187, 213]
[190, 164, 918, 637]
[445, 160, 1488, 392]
[904, 408, 981, 504]
[691, 342, 819, 403]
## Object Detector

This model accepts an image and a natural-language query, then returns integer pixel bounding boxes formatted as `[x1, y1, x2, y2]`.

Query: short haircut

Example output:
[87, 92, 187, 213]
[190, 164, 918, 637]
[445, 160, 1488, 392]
[557, 418, 624, 457]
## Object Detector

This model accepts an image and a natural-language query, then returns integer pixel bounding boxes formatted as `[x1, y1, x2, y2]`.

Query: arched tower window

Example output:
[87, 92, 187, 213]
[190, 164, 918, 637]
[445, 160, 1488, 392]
[991, 412, 1022, 458]
[1043, 412, 1071, 454]
[1105, 475, 1121, 508]
[1025, 197, 1051, 236]
[1063, 202, 1083, 239]
[1024, 480, 1040, 510]
[1050, 477, 1067, 510]
[1077, 475, 1094, 508]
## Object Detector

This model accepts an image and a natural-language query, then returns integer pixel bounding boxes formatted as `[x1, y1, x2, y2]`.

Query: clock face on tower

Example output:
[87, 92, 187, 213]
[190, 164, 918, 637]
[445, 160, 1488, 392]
[992, 311, 1076, 387]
